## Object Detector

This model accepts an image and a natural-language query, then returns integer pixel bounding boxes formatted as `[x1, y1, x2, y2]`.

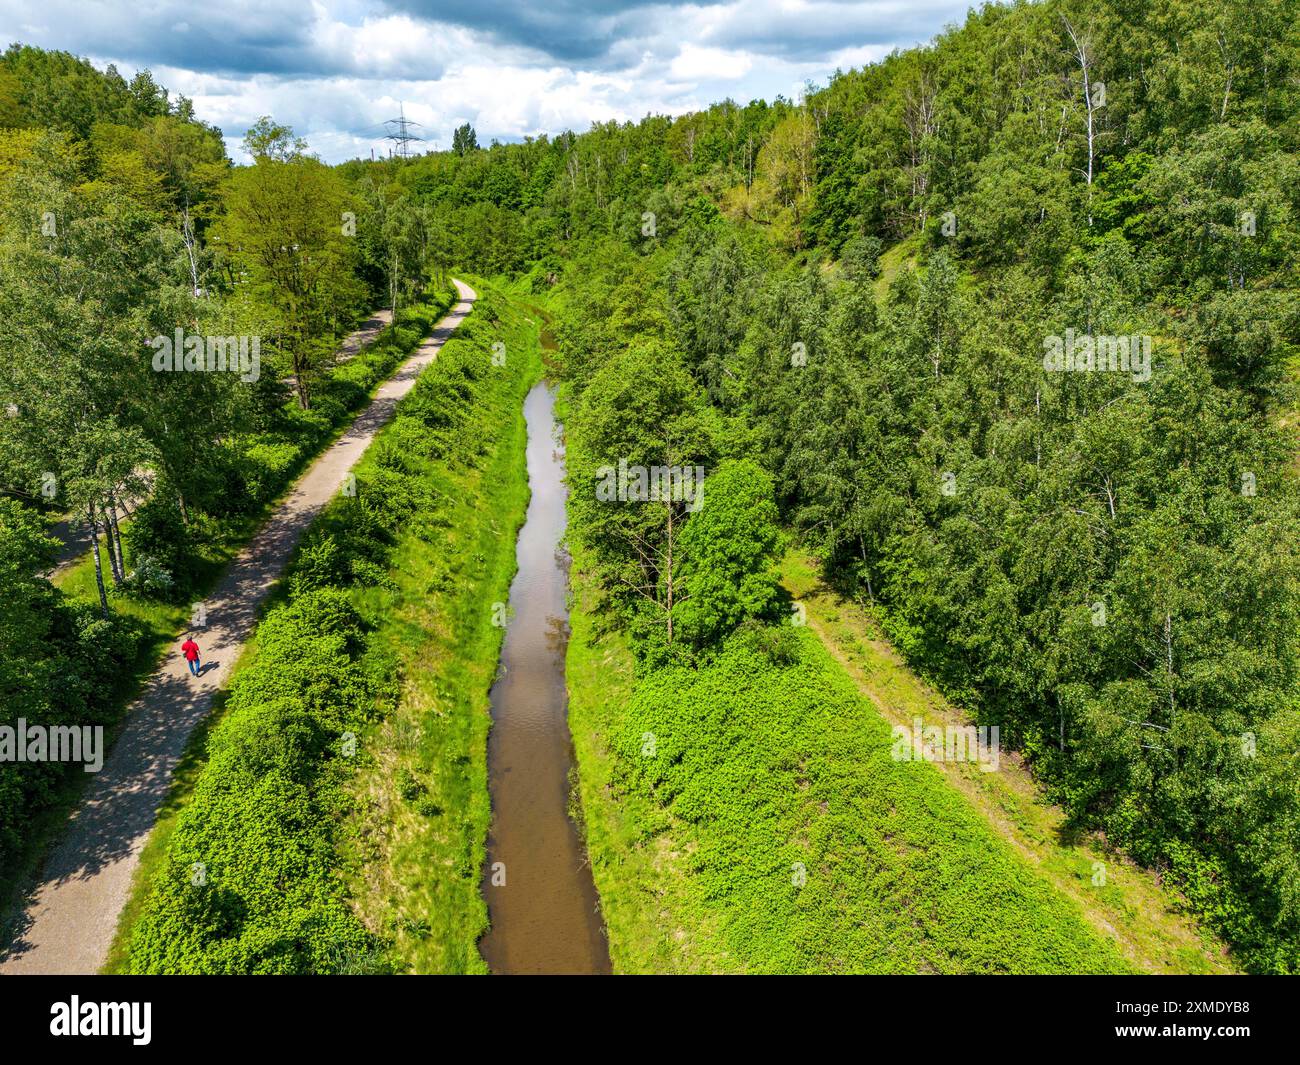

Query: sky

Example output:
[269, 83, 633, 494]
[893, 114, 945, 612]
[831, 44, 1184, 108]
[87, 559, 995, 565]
[0, 0, 975, 163]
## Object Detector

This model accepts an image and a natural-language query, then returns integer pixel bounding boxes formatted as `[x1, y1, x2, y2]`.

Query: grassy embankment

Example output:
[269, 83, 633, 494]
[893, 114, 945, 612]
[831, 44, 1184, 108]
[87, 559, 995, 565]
[106, 278, 540, 972]
[778, 550, 1236, 973]
[341, 279, 540, 973]
[567, 547, 1185, 974]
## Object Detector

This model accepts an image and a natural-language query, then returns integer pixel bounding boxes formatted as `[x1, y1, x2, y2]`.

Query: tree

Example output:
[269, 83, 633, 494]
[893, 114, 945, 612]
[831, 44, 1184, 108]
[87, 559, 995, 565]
[215, 127, 362, 408]
[751, 110, 815, 249]
[673, 459, 783, 648]
[0, 142, 194, 609]
[242, 116, 306, 162]
[451, 122, 478, 156]
[567, 338, 714, 653]
[127, 70, 168, 118]
[1061, 14, 1103, 227]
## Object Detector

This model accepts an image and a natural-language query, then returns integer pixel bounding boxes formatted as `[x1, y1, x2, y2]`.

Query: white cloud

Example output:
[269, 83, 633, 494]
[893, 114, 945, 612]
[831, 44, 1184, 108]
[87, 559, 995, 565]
[669, 44, 752, 81]
[0, 0, 975, 162]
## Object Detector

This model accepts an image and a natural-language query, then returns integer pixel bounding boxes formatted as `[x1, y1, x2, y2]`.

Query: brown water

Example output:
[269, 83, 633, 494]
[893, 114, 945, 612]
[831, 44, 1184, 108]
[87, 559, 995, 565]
[478, 382, 611, 974]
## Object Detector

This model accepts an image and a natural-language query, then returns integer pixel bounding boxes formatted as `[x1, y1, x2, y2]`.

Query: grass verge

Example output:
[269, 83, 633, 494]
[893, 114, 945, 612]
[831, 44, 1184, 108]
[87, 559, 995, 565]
[779, 548, 1237, 974]
[341, 278, 540, 972]
[567, 550, 1152, 973]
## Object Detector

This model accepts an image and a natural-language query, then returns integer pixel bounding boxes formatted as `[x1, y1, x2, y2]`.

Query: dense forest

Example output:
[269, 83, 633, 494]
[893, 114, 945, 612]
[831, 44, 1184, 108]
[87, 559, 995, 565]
[2, 0, 1298, 975]
[385, 0, 1299, 972]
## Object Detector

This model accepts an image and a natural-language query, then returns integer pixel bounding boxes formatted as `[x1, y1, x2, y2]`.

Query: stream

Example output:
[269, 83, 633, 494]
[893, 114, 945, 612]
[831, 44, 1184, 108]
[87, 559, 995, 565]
[478, 381, 611, 974]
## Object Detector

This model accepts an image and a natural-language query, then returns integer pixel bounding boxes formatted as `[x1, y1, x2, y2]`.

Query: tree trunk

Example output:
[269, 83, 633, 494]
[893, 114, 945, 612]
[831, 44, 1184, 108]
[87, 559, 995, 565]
[1164, 612, 1176, 730]
[858, 536, 875, 603]
[98, 500, 123, 586]
[1063, 16, 1096, 226]
[294, 340, 313, 410]
[109, 493, 127, 578]
[89, 506, 110, 617]
[664, 501, 675, 644]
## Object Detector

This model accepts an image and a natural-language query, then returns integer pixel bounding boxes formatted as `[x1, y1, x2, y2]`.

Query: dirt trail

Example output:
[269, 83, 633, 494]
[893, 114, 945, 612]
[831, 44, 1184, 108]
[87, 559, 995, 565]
[335, 308, 394, 364]
[0, 281, 475, 975]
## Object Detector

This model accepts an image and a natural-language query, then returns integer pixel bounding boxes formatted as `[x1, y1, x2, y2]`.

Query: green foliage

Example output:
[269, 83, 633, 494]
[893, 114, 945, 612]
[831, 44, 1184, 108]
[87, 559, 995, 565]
[236, 441, 300, 508]
[599, 625, 1132, 972]
[123, 491, 197, 597]
[0, 496, 141, 874]
[565, 336, 717, 655]
[538, 0, 1300, 971]
[215, 144, 364, 408]
[7, 0, 1300, 975]
[451, 123, 478, 156]
[126, 592, 392, 973]
[673, 459, 783, 650]
[214, 290, 454, 518]
[0, 48, 471, 943]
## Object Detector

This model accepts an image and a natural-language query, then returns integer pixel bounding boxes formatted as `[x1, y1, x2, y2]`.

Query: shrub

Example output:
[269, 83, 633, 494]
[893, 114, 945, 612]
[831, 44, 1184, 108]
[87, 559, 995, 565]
[126, 555, 175, 598]
[288, 532, 346, 597]
[240, 440, 300, 506]
[123, 494, 197, 597]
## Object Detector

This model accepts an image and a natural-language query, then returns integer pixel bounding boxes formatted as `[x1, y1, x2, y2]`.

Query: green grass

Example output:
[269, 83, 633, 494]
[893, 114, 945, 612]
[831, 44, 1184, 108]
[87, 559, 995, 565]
[872, 233, 921, 301]
[567, 555, 1140, 973]
[566, 560, 738, 972]
[779, 549, 1236, 974]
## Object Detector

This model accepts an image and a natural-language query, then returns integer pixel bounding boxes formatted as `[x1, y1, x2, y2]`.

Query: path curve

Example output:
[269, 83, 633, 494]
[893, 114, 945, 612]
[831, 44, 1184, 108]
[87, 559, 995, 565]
[0, 280, 475, 974]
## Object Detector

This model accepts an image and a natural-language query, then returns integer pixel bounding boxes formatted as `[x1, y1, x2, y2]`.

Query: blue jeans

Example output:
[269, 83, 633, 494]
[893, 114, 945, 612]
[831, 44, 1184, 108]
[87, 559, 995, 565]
[188, 658, 200, 677]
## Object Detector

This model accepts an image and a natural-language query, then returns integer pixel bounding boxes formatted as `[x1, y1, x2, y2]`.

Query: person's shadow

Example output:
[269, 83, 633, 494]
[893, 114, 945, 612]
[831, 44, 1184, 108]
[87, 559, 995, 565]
[197, 661, 220, 677]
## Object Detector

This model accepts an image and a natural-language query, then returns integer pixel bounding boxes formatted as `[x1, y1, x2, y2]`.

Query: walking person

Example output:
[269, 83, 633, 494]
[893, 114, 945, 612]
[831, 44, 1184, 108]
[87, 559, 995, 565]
[181, 635, 201, 678]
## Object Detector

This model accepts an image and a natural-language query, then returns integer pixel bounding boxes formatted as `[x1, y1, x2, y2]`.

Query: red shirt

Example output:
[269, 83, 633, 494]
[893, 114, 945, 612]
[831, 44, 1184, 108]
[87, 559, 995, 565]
[181, 640, 200, 662]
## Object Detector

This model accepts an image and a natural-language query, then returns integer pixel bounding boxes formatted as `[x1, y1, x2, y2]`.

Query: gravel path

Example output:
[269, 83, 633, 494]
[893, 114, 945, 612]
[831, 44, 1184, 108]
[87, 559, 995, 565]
[0, 281, 475, 974]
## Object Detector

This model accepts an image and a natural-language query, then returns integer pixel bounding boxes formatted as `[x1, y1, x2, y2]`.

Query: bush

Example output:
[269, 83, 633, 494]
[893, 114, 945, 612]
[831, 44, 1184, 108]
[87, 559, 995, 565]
[127, 590, 394, 973]
[288, 532, 346, 598]
[123, 494, 197, 597]
[0, 581, 142, 871]
[240, 440, 300, 506]
[126, 555, 175, 598]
